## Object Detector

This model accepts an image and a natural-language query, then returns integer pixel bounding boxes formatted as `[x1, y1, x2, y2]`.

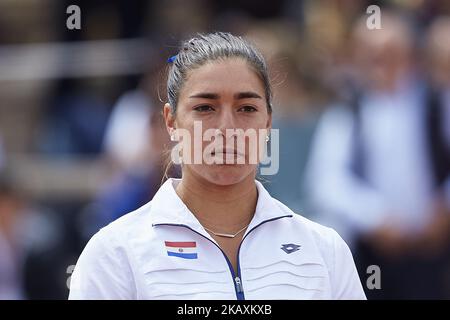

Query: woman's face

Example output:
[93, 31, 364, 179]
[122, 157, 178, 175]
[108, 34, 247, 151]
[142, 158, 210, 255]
[164, 58, 272, 186]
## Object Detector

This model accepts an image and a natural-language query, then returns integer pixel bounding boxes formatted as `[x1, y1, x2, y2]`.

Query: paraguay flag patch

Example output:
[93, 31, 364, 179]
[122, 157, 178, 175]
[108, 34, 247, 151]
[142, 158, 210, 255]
[165, 241, 198, 259]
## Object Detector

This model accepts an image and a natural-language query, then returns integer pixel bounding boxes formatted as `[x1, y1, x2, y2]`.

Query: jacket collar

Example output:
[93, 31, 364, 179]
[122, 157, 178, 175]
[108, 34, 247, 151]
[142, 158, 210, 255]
[150, 178, 292, 237]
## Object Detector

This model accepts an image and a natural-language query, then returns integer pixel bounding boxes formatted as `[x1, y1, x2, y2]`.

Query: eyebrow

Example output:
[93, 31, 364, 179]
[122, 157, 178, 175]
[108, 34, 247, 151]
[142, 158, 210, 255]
[189, 91, 263, 100]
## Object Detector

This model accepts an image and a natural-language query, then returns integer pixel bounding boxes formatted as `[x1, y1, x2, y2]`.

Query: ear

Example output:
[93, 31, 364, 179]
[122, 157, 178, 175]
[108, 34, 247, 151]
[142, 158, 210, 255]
[163, 103, 176, 136]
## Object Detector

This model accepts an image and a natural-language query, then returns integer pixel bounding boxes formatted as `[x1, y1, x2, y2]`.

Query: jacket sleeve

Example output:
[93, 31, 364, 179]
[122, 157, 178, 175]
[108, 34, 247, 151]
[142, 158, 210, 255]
[68, 229, 136, 300]
[329, 229, 367, 300]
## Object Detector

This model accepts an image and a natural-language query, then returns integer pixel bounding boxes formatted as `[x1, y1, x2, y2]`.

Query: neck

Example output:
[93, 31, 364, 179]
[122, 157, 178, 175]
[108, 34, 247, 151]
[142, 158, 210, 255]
[175, 170, 258, 232]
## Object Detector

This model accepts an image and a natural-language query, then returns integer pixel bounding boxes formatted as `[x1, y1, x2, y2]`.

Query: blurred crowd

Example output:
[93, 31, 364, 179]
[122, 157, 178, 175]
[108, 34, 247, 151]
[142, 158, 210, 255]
[0, 0, 450, 299]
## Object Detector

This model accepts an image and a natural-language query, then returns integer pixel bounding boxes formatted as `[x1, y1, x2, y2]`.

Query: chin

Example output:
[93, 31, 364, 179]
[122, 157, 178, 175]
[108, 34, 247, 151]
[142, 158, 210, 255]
[195, 164, 255, 186]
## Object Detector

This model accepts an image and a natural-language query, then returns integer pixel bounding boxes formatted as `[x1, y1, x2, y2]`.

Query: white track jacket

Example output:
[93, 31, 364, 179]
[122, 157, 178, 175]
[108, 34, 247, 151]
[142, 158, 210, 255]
[69, 178, 366, 300]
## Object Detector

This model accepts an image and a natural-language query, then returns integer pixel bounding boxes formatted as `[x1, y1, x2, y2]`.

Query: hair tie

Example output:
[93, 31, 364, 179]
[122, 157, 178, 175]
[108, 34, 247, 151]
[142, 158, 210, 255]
[167, 55, 178, 63]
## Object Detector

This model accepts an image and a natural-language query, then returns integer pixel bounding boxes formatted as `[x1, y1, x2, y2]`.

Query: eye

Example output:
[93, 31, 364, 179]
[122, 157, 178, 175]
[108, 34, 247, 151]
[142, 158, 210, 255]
[238, 105, 257, 113]
[194, 105, 215, 112]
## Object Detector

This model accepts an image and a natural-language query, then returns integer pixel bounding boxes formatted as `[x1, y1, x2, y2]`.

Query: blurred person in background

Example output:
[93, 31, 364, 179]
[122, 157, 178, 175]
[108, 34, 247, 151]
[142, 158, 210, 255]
[0, 135, 4, 170]
[35, 78, 112, 156]
[0, 172, 59, 299]
[426, 16, 450, 133]
[305, 12, 450, 299]
[78, 64, 175, 240]
[0, 174, 26, 299]
[0, 171, 74, 299]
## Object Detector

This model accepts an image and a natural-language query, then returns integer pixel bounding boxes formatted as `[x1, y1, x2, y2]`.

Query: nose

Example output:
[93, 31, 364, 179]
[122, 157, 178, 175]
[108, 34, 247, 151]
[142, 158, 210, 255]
[217, 108, 237, 138]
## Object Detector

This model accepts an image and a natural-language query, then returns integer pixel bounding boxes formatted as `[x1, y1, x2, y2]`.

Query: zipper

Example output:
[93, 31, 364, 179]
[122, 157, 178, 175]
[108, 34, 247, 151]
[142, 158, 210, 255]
[153, 214, 292, 300]
[235, 276, 243, 293]
[234, 215, 292, 299]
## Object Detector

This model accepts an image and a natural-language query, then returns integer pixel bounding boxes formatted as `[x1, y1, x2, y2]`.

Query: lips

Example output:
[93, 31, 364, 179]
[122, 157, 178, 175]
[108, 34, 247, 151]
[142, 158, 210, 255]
[211, 148, 244, 157]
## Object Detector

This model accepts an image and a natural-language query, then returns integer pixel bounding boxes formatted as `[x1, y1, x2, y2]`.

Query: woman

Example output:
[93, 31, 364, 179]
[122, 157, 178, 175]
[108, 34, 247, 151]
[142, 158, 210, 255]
[69, 32, 366, 300]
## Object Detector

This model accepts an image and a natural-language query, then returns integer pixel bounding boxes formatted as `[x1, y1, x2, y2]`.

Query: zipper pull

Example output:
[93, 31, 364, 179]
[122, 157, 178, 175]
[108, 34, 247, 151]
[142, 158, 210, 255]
[235, 276, 243, 293]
